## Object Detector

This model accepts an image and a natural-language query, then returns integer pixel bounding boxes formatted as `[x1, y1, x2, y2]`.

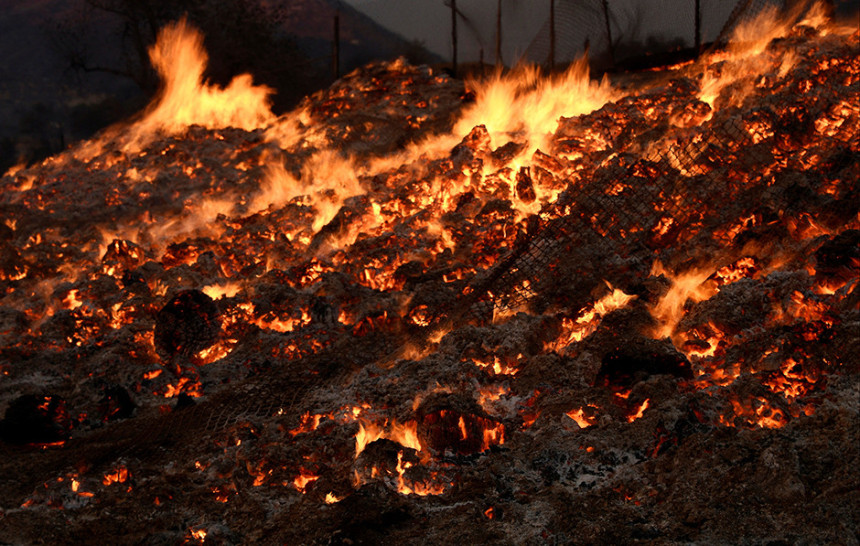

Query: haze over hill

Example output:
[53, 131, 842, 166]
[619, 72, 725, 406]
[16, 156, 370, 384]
[0, 0, 437, 173]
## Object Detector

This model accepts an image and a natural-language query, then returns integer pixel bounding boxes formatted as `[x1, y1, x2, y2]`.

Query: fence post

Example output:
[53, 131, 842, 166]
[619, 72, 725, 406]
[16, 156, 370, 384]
[694, 0, 702, 54]
[549, 0, 556, 69]
[496, 0, 502, 65]
[601, 0, 615, 67]
[451, 0, 458, 77]
[332, 11, 340, 79]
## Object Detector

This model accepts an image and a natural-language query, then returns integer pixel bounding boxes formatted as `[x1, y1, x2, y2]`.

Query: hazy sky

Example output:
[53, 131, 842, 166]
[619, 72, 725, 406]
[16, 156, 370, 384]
[341, 0, 858, 66]
[340, 0, 743, 65]
[341, 0, 550, 64]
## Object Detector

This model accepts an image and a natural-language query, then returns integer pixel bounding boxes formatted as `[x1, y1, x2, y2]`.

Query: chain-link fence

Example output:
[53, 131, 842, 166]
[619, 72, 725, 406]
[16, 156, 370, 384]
[524, 0, 789, 69]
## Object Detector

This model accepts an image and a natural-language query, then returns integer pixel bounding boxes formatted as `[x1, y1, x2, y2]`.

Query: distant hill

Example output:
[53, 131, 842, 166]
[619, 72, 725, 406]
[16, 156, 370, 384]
[0, 0, 439, 173]
[276, 0, 442, 70]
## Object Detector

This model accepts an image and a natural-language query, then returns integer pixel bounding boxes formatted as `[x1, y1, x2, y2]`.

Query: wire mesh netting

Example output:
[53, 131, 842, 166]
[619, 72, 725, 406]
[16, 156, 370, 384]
[466, 83, 858, 317]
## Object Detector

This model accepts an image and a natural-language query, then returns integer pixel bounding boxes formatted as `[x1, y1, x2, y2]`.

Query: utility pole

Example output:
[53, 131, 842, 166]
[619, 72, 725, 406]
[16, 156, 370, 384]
[601, 0, 615, 67]
[451, 0, 458, 77]
[332, 9, 340, 79]
[495, 0, 502, 66]
[549, 0, 556, 69]
[694, 0, 702, 55]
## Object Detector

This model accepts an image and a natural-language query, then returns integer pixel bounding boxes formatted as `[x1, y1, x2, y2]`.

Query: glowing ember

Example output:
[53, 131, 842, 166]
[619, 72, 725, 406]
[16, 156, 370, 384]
[566, 408, 597, 429]
[292, 469, 320, 493]
[626, 399, 650, 423]
[103, 466, 130, 486]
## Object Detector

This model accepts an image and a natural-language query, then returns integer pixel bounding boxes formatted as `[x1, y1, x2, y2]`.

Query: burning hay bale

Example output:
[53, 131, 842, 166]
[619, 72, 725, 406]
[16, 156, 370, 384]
[0, 5, 858, 544]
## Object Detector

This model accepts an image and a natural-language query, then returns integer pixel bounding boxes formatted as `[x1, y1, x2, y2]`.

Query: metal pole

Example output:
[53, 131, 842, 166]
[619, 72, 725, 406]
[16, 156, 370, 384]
[694, 0, 702, 54]
[451, 0, 458, 78]
[332, 11, 340, 79]
[549, 0, 556, 69]
[496, 0, 502, 66]
[601, 0, 615, 67]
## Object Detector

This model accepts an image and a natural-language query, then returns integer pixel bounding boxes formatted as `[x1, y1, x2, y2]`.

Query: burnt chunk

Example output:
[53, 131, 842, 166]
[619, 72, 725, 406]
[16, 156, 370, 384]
[516, 167, 536, 203]
[597, 339, 692, 387]
[97, 385, 136, 422]
[815, 229, 860, 277]
[415, 393, 504, 456]
[154, 289, 221, 360]
[0, 394, 72, 445]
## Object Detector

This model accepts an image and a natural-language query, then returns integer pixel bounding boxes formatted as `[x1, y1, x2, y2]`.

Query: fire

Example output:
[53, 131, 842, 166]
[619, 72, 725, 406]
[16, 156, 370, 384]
[62, 289, 83, 310]
[289, 412, 325, 436]
[626, 399, 650, 423]
[139, 18, 274, 138]
[699, 5, 796, 108]
[292, 468, 320, 493]
[355, 420, 422, 457]
[771, 290, 833, 325]
[455, 58, 615, 162]
[649, 262, 717, 341]
[566, 408, 596, 429]
[103, 466, 130, 486]
[201, 282, 242, 300]
[471, 355, 519, 375]
[164, 377, 203, 398]
[394, 451, 448, 496]
[324, 492, 343, 504]
[0, 3, 856, 536]
[720, 397, 787, 429]
[550, 284, 636, 350]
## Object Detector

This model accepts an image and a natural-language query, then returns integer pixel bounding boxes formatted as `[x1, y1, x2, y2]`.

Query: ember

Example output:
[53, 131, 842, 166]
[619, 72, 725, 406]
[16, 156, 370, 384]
[0, 4, 858, 544]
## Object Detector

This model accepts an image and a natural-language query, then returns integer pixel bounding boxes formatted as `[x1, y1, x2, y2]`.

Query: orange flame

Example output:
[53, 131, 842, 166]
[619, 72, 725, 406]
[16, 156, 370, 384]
[103, 466, 130, 486]
[566, 408, 596, 429]
[626, 399, 650, 423]
[142, 18, 274, 137]
[292, 468, 319, 493]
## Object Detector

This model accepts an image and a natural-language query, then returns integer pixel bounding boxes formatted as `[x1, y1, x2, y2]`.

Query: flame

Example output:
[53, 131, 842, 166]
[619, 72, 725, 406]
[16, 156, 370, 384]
[699, 5, 796, 109]
[720, 397, 787, 429]
[626, 399, 650, 423]
[143, 369, 163, 380]
[355, 419, 422, 457]
[202, 283, 242, 300]
[551, 284, 637, 350]
[471, 355, 519, 375]
[292, 468, 320, 493]
[394, 451, 448, 496]
[566, 408, 596, 429]
[771, 290, 832, 326]
[62, 289, 83, 310]
[455, 59, 615, 160]
[649, 262, 717, 341]
[477, 384, 509, 412]
[140, 18, 273, 137]
[164, 377, 203, 398]
[194, 339, 234, 365]
[103, 466, 130, 486]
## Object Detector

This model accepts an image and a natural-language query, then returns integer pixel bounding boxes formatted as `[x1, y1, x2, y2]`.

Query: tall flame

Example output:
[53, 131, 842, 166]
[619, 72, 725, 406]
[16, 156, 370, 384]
[142, 18, 274, 136]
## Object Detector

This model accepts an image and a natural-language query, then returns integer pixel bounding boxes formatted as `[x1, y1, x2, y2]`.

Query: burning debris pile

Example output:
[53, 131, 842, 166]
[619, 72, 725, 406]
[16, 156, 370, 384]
[1, 6, 858, 544]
